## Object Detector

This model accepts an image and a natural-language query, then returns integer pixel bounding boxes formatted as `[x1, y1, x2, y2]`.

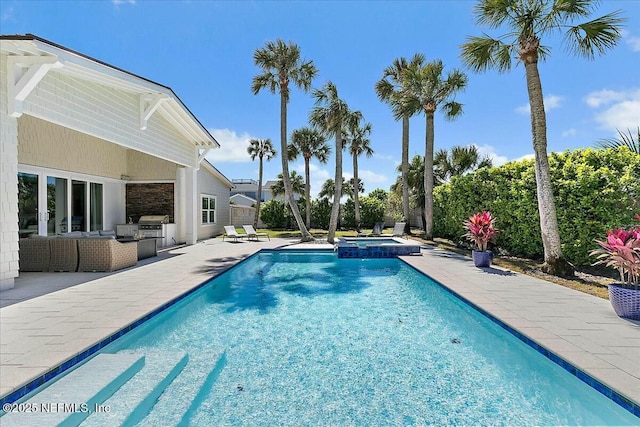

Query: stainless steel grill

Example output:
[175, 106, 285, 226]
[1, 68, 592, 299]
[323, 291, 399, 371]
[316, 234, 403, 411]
[137, 215, 169, 230]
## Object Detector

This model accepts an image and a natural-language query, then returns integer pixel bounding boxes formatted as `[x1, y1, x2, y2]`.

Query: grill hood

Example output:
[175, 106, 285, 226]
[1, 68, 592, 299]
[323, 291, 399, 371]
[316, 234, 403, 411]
[138, 215, 169, 225]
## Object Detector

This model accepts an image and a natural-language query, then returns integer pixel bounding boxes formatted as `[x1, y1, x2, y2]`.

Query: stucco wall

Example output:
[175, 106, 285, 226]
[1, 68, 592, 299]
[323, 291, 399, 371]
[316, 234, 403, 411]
[197, 166, 230, 239]
[18, 115, 127, 178]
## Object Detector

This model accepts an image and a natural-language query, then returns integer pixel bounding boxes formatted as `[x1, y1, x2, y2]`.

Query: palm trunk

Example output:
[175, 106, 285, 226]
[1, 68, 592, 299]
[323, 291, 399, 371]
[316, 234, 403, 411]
[304, 156, 311, 229]
[524, 61, 574, 277]
[424, 110, 435, 239]
[328, 130, 342, 243]
[401, 115, 410, 234]
[280, 92, 312, 241]
[353, 154, 361, 231]
[254, 157, 263, 228]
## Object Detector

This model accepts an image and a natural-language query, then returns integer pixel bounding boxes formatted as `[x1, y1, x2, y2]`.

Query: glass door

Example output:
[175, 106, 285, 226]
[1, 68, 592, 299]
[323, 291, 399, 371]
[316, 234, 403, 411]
[18, 173, 40, 238]
[71, 180, 87, 232]
[18, 171, 104, 236]
[47, 176, 68, 236]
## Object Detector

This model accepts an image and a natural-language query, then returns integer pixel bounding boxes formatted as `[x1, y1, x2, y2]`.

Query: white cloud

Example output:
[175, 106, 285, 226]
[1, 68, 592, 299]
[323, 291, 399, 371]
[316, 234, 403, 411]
[562, 128, 577, 137]
[622, 29, 640, 52]
[584, 88, 640, 131]
[358, 170, 387, 184]
[113, 0, 135, 4]
[627, 36, 640, 52]
[515, 95, 564, 115]
[513, 154, 535, 162]
[206, 128, 257, 162]
[473, 144, 509, 167]
[595, 100, 640, 131]
[584, 89, 629, 108]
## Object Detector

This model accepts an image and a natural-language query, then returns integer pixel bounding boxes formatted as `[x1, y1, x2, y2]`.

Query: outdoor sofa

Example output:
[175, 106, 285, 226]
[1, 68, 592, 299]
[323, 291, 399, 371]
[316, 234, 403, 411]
[18, 231, 138, 273]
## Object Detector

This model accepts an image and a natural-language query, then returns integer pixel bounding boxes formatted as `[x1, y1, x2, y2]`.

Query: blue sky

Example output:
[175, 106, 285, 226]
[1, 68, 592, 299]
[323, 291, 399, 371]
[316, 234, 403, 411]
[2, 0, 639, 197]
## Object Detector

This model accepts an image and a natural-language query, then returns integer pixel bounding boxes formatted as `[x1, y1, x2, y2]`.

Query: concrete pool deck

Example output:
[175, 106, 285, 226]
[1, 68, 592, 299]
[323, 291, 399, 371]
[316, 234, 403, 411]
[1, 238, 639, 413]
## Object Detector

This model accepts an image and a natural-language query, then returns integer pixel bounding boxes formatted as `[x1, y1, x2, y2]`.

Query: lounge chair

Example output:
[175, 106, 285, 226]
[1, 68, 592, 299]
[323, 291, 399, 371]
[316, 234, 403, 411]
[223, 226, 248, 242]
[357, 222, 385, 237]
[242, 225, 270, 241]
[389, 222, 407, 238]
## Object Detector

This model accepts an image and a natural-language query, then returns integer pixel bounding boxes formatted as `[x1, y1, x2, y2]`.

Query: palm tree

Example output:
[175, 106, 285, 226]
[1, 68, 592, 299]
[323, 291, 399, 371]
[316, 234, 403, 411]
[288, 127, 331, 228]
[460, 0, 625, 276]
[434, 145, 492, 184]
[252, 39, 317, 242]
[345, 119, 373, 231]
[271, 171, 305, 199]
[309, 82, 358, 243]
[247, 138, 277, 228]
[398, 59, 467, 240]
[318, 177, 352, 200]
[392, 155, 425, 230]
[596, 128, 640, 154]
[375, 54, 425, 233]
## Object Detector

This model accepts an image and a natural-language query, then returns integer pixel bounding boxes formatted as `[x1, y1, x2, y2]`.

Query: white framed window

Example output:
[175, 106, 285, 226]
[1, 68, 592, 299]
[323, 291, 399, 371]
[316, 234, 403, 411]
[201, 195, 216, 224]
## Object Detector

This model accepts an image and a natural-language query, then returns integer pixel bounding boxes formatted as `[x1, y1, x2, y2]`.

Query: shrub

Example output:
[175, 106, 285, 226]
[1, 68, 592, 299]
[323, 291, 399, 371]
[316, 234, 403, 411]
[260, 199, 288, 229]
[434, 147, 640, 265]
[342, 196, 385, 228]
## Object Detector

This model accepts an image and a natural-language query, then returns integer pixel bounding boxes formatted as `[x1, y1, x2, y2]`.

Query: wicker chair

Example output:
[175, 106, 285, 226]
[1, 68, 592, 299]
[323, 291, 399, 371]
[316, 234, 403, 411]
[77, 238, 138, 272]
[18, 238, 51, 272]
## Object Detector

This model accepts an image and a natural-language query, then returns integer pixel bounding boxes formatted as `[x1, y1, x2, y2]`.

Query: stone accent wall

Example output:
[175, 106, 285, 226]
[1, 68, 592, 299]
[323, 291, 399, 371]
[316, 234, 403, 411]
[126, 183, 174, 223]
[18, 115, 127, 179]
[0, 55, 19, 289]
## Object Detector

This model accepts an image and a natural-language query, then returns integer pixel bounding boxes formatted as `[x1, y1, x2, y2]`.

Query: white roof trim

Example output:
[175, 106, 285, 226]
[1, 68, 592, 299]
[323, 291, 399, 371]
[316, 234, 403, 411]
[1, 35, 219, 149]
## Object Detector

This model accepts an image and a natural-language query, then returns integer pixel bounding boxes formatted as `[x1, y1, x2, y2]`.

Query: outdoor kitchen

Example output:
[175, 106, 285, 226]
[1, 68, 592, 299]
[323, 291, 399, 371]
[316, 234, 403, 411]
[117, 183, 178, 248]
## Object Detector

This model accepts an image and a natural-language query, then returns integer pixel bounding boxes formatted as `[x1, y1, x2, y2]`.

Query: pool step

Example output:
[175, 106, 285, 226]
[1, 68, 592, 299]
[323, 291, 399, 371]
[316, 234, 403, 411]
[137, 350, 227, 427]
[1, 353, 145, 427]
[80, 351, 188, 427]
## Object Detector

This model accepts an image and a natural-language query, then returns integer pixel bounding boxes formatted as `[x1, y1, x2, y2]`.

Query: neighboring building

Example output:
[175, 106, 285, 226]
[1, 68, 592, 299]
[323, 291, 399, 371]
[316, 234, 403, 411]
[230, 193, 257, 207]
[231, 178, 298, 203]
[0, 34, 231, 290]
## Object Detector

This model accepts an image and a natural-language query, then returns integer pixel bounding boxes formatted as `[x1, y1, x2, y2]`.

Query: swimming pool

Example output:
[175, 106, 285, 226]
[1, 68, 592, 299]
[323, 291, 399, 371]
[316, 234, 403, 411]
[7, 250, 639, 425]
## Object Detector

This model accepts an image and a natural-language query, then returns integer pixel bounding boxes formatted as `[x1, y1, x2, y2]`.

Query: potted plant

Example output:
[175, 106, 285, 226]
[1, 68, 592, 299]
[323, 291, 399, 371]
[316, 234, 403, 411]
[590, 214, 640, 320]
[463, 210, 499, 268]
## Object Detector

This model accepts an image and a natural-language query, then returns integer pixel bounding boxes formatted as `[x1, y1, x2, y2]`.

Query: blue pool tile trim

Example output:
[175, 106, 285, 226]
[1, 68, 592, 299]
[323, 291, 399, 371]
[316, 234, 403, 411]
[400, 259, 640, 418]
[0, 250, 264, 407]
[336, 242, 420, 258]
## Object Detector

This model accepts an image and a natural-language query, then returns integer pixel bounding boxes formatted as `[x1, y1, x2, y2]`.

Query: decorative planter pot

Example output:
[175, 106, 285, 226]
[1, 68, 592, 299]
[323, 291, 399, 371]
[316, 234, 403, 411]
[608, 283, 640, 320]
[471, 250, 492, 268]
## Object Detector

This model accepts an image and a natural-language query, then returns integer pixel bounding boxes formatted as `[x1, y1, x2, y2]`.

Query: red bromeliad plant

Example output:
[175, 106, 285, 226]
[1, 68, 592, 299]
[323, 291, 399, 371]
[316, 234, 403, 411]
[462, 211, 499, 252]
[590, 214, 640, 290]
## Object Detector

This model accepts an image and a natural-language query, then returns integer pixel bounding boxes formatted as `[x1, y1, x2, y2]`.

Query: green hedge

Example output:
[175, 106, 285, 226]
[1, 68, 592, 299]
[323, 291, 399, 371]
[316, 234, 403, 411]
[433, 147, 640, 265]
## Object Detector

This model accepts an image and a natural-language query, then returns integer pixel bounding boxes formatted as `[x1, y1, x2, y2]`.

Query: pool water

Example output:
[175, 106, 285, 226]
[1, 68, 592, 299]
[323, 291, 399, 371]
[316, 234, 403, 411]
[103, 251, 636, 425]
[340, 237, 402, 248]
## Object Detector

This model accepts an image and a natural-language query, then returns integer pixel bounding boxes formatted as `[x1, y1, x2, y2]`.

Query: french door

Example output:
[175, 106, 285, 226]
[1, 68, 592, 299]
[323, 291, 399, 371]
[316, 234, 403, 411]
[18, 169, 103, 238]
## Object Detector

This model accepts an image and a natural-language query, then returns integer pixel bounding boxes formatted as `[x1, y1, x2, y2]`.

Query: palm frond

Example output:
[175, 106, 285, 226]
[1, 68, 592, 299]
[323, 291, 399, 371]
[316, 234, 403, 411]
[460, 35, 514, 73]
[596, 128, 640, 154]
[564, 11, 626, 59]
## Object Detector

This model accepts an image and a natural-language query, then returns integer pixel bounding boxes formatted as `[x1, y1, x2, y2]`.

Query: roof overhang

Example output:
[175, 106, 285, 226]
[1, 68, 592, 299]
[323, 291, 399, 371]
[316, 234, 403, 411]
[0, 34, 219, 150]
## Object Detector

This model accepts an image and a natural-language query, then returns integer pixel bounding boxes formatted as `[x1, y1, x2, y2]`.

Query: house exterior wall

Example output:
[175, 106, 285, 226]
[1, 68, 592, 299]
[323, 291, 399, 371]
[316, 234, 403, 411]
[0, 54, 19, 289]
[17, 114, 127, 178]
[126, 150, 177, 181]
[197, 166, 230, 240]
[22, 69, 197, 168]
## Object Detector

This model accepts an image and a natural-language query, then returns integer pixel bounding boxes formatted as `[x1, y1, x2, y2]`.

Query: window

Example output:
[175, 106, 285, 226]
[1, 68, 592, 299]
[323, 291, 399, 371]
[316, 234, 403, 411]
[201, 195, 216, 224]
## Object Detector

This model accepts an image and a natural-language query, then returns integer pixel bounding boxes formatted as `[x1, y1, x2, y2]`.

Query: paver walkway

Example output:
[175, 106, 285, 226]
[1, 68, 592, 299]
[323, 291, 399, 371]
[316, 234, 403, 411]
[1, 239, 639, 412]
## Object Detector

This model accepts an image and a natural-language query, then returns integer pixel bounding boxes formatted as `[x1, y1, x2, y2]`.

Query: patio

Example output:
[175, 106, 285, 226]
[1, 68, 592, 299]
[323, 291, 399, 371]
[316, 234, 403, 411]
[0, 238, 638, 416]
